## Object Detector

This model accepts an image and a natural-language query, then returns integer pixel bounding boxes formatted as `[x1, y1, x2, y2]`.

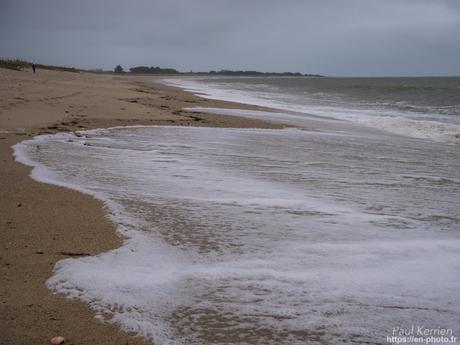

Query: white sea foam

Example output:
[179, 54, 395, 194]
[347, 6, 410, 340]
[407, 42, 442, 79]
[163, 77, 460, 143]
[14, 126, 460, 344]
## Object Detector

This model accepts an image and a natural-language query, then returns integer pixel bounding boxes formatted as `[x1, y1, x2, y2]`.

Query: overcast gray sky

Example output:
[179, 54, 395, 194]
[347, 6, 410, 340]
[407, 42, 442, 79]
[1, 0, 459, 76]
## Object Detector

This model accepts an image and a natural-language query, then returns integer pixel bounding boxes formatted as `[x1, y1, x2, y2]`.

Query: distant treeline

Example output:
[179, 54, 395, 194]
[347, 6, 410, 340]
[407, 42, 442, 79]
[209, 70, 322, 77]
[125, 66, 322, 77]
[129, 66, 179, 74]
[0, 58, 322, 77]
[0, 58, 80, 73]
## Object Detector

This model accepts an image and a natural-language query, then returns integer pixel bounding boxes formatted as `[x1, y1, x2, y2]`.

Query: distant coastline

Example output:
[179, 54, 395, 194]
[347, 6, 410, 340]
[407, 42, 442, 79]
[126, 66, 324, 77]
[0, 58, 323, 77]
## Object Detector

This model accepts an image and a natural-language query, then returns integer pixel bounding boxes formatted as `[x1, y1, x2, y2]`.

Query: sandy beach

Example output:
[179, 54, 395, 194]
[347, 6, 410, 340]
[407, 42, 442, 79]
[0, 68, 280, 345]
[3, 67, 460, 345]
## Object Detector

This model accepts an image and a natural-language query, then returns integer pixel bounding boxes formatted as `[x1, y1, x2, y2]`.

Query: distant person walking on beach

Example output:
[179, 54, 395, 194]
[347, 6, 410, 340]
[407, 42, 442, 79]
[32, 63, 36, 73]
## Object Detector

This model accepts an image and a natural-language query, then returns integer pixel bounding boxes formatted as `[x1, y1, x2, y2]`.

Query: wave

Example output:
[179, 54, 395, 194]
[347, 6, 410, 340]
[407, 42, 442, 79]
[162, 77, 460, 144]
[13, 126, 460, 344]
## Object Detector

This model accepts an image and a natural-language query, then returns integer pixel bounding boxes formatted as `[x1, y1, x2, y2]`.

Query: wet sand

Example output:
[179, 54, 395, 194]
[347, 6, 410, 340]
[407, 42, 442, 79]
[0, 68, 281, 345]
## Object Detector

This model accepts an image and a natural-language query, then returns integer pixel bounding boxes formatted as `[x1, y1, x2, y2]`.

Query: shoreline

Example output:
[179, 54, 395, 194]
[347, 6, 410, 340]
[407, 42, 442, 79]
[0, 68, 282, 345]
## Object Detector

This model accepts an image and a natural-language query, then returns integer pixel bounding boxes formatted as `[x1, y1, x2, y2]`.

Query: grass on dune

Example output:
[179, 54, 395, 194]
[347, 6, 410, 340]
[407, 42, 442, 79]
[0, 58, 80, 73]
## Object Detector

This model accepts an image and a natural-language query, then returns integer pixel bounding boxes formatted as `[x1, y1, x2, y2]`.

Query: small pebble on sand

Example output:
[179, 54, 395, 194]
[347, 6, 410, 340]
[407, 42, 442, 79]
[50, 336, 65, 344]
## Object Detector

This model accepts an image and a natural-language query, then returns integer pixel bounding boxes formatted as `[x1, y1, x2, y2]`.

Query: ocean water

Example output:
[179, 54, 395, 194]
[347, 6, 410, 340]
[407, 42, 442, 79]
[14, 116, 460, 344]
[164, 76, 460, 143]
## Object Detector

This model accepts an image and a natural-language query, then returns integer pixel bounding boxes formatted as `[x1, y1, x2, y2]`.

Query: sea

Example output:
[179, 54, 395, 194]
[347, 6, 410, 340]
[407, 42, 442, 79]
[14, 76, 460, 345]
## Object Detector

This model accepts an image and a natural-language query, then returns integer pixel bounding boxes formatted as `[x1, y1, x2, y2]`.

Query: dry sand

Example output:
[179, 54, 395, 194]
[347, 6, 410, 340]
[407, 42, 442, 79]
[0, 67, 281, 345]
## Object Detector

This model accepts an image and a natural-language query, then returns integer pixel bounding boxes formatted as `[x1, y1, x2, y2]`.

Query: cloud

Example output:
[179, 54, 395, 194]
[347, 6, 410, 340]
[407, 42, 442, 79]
[1, 0, 459, 76]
